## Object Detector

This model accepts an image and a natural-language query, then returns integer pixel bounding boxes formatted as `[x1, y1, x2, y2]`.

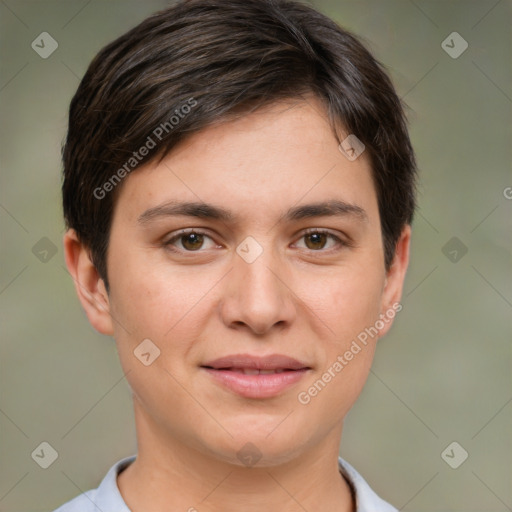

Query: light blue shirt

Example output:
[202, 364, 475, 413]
[54, 455, 398, 511]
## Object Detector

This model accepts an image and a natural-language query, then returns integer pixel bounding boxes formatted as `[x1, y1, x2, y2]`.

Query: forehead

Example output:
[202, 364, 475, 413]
[113, 98, 378, 225]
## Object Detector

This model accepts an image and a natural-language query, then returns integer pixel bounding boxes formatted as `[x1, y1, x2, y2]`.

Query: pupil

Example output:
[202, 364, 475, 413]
[183, 233, 203, 250]
[306, 232, 326, 250]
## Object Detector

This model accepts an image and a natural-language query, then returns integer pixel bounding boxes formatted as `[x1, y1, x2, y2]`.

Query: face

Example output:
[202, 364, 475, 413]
[68, 97, 409, 467]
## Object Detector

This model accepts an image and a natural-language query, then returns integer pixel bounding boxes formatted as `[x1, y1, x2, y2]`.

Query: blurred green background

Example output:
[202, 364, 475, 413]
[1, 1, 510, 510]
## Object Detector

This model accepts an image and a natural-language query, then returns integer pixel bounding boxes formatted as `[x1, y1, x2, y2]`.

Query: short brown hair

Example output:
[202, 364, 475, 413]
[62, 0, 416, 289]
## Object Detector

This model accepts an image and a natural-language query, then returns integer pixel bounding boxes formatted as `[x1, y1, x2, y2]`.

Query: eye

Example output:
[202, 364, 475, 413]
[164, 228, 347, 253]
[294, 229, 345, 251]
[164, 230, 218, 252]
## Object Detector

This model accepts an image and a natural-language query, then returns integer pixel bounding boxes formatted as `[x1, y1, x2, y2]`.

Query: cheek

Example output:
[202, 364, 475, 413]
[298, 263, 385, 344]
[108, 264, 210, 420]
[295, 276, 382, 427]
[107, 255, 225, 399]
[108, 252, 211, 339]
[293, 260, 384, 416]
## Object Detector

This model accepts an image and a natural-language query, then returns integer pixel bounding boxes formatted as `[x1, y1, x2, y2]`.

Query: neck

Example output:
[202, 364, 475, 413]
[117, 399, 354, 512]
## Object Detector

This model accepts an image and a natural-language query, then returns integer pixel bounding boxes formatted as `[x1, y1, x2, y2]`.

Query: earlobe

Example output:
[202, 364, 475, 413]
[63, 229, 114, 336]
[378, 225, 411, 337]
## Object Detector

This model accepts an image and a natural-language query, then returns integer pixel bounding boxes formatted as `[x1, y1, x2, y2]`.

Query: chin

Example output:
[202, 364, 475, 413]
[200, 420, 309, 468]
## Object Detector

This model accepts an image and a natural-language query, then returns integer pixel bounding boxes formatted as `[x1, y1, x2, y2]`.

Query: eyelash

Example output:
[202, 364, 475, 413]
[163, 228, 348, 253]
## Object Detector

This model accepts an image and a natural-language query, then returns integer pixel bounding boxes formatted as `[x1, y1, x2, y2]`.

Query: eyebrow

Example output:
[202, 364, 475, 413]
[137, 199, 367, 225]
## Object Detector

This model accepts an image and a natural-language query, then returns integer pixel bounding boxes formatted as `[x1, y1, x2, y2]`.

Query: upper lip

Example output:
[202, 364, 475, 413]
[201, 353, 310, 371]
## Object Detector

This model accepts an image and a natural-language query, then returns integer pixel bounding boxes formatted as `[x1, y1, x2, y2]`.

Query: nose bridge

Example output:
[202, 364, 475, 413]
[239, 252, 282, 301]
[221, 238, 295, 334]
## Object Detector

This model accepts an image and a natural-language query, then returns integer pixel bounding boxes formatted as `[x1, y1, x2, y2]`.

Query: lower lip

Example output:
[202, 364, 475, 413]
[202, 368, 309, 399]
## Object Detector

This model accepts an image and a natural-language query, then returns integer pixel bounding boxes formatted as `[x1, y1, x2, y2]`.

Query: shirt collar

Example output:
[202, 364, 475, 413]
[95, 454, 397, 512]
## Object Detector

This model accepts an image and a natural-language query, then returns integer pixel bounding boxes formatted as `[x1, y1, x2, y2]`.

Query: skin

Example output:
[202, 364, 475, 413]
[64, 96, 410, 512]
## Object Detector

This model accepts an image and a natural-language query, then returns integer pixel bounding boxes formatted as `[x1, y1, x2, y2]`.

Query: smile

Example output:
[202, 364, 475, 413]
[201, 353, 311, 399]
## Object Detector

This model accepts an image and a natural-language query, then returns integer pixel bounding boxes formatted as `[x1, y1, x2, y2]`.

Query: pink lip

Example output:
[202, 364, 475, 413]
[201, 353, 311, 399]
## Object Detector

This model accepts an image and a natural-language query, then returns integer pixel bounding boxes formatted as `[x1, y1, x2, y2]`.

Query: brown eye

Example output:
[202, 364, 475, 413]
[304, 232, 328, 250]
[294, 229, 344, 251]
[180, 232, 204, 251]
[164, 230, 217, 252]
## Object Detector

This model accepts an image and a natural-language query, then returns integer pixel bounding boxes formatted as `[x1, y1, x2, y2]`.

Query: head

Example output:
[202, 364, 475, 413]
[63, 0, 416, 467]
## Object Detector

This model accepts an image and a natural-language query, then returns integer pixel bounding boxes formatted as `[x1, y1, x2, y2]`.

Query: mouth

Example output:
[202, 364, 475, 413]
[200, 354, 311, 399]
[210, 368, 290, 375]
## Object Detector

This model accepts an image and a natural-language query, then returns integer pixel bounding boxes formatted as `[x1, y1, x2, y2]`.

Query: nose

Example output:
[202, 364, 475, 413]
[220, 246, 297, 336]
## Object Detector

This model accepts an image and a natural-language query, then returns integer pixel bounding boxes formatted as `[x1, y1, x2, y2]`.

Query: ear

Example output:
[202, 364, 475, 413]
[63, 229, 114, 336]
[378, 225, 411, 338]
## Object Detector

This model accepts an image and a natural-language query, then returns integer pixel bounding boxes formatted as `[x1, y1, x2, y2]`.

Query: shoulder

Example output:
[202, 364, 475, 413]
[53, 489, 98, 512]
[338, 457, 398, 512]
[52, 455, 136, 512]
